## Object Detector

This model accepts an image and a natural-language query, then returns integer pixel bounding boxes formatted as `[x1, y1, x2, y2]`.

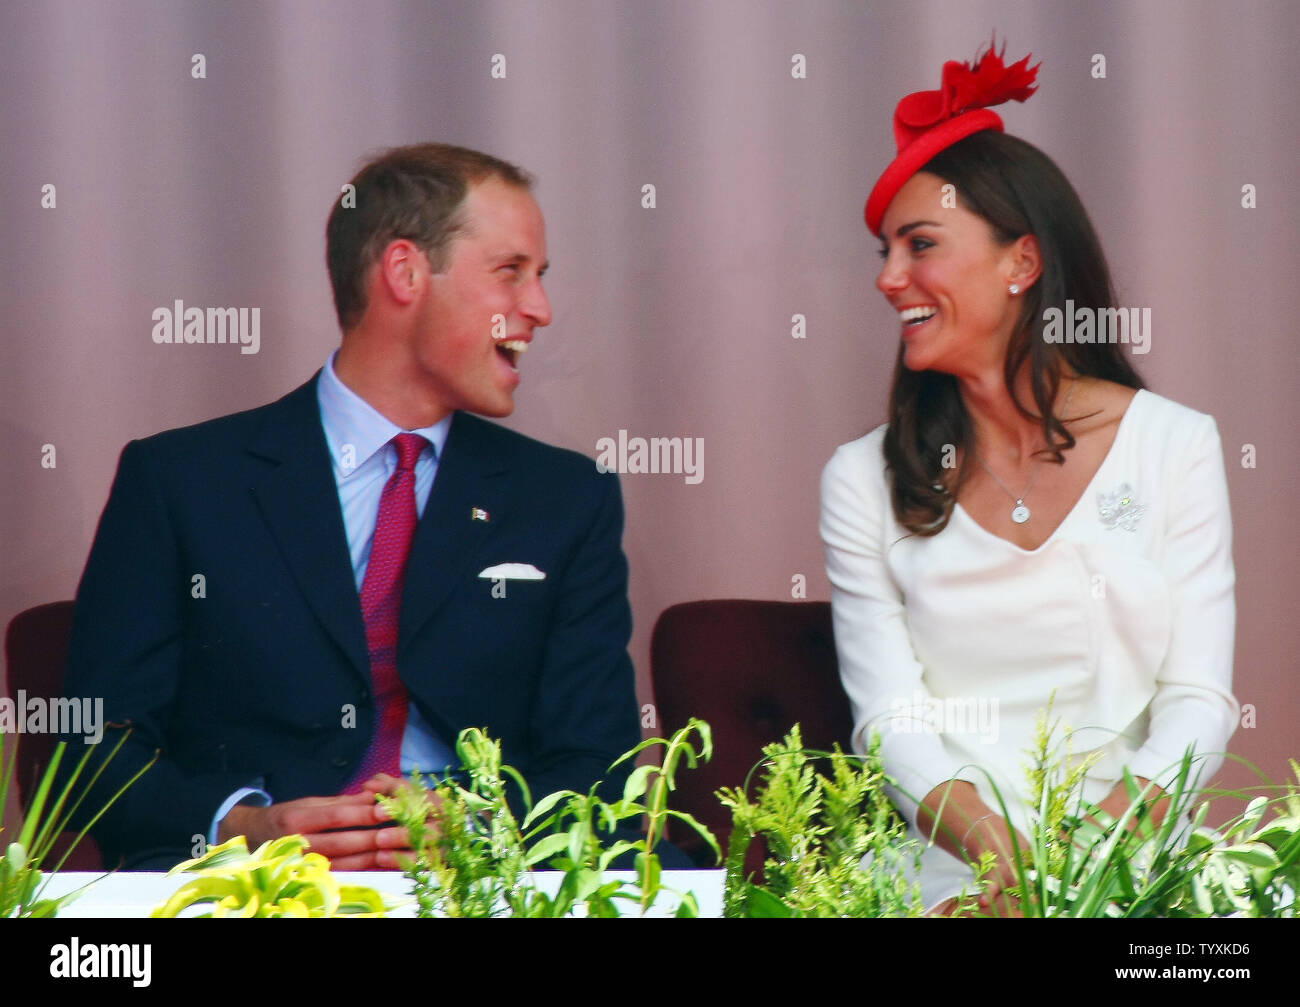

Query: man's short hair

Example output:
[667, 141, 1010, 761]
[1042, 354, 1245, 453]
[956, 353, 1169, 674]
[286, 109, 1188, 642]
[326, 143, 534, 331]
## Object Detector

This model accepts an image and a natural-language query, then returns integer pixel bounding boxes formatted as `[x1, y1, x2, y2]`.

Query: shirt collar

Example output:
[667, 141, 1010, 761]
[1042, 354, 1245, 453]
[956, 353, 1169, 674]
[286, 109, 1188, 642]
[317, 350, 452, 476]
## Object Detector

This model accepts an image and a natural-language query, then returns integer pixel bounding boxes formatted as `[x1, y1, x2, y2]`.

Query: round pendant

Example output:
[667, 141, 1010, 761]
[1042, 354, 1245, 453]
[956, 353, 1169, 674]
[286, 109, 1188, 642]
[1011, 504, 1030, 524]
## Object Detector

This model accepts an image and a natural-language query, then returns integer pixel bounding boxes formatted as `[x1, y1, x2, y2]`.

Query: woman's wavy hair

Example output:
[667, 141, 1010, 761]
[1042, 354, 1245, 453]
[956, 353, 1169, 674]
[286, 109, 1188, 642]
[883, 130, 1145, 535]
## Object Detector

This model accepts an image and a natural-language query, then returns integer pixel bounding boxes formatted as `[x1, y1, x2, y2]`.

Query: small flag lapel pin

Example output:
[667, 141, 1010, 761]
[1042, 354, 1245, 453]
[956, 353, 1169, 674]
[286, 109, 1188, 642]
[471, 507, 490, 522]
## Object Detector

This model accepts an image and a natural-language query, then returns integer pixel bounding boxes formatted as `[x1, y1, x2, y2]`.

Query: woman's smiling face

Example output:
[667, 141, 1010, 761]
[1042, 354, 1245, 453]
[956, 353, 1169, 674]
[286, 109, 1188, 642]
[875, 171, 1037, 379]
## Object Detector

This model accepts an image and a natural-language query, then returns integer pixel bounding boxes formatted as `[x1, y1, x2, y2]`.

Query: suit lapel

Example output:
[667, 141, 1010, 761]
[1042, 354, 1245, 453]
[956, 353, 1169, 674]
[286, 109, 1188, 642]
[400, 412, 510, 652]
[246, 375, 370, 680]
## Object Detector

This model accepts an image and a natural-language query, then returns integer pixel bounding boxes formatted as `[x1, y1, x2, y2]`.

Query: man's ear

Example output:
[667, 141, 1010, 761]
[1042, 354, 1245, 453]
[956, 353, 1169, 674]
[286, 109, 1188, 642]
[374, 239, 427, 309]
[1007, 233, 1043, 293]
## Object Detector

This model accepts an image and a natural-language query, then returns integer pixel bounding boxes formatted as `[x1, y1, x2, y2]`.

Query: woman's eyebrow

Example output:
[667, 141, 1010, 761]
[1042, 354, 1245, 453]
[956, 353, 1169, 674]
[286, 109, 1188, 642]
[894, 220, 943, 237]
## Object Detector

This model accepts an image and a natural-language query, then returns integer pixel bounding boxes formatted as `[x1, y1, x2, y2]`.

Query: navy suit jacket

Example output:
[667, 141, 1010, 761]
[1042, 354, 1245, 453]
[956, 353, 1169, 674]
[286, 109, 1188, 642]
[63, 375, 641, 867]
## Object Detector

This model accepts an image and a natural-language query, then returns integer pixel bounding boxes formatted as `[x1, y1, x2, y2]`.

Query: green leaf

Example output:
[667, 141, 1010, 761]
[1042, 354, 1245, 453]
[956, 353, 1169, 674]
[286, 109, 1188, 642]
[634, 851, 661, 897]
[566, 821, 590, 866]
[597, 840, 642, 872]
[744, 885, 795, 918]
[621, 764, 658, 804]
[169, 836, 257, 874]
[1216, 844, 1279, 870]
[571, 868, 603, 903]
[5, 843, 26, 873]
[521, 789, 578, 830]
[523, 833, 572, 868]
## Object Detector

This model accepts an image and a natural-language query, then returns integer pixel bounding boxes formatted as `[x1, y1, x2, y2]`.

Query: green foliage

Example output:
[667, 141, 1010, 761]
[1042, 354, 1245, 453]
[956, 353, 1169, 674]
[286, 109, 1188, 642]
[379, 719, 719, 917]
[1, 730, 151, 918]
[985, 712, 1300, 918]
[21, 708, 1296, 921]
[152, 835, 388, 917]
[717, 726, 925, 918]
[717, 715, 1300, 920]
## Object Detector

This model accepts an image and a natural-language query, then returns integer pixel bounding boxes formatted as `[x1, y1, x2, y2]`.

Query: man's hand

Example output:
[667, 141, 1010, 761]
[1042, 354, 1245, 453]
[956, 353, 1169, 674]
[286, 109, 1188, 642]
[360, 772, 446, 820]
[216, 774, 432, 870]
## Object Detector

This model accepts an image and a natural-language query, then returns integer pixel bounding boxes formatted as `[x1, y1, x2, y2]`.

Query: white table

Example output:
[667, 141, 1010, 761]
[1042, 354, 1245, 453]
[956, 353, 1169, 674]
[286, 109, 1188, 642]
[37, 869, 727, 918]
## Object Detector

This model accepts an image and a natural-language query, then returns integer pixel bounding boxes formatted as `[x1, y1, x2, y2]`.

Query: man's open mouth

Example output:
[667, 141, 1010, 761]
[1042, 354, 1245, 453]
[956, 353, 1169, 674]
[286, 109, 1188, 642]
[496, 339, 528, 369]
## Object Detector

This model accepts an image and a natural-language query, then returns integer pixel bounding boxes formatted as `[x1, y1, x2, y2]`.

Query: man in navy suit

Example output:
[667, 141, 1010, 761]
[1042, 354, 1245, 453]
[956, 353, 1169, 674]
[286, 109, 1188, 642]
[63, 144, 641, 870]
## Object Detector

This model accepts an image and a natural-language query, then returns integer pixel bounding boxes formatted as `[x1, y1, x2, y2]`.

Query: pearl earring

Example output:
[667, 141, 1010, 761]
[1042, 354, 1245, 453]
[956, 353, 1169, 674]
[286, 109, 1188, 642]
[1008, 284, 1020, 295]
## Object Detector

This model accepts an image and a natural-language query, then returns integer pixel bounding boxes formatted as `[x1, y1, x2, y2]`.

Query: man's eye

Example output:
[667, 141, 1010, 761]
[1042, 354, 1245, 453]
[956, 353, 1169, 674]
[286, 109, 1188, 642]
[910, 237, 934, 252]
[877, 246, 889, 260]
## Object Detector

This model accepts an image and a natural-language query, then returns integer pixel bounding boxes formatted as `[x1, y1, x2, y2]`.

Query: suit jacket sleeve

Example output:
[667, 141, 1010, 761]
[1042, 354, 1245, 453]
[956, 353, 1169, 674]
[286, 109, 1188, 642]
[518, 466, 640, 808]
[61, 439, 261, 861]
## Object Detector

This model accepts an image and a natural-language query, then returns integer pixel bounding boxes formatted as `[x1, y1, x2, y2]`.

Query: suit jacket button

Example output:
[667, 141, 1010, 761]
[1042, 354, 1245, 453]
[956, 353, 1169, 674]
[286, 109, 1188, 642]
[331, 757, 351, 768]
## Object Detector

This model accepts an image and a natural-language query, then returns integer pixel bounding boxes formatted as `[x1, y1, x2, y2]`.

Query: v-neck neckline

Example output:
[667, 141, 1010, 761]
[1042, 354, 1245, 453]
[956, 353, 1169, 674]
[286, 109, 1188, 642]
[952, 388, 1145, 556]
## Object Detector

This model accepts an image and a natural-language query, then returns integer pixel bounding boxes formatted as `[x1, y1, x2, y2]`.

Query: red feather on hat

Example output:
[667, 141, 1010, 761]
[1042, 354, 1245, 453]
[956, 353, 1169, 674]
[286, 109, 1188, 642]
[893, 35, 1040, 148]
[945, 36, 1040, 114]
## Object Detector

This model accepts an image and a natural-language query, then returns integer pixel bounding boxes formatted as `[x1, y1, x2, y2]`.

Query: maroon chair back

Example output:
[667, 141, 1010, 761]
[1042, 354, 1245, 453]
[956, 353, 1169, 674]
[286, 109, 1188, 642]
[4, 600, 105, 870]
[649, 599, 853, 865]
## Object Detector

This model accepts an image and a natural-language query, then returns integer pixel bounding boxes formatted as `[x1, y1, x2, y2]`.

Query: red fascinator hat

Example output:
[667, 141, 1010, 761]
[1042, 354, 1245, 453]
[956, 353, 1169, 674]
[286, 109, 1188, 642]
[864, 36, 1040, 235]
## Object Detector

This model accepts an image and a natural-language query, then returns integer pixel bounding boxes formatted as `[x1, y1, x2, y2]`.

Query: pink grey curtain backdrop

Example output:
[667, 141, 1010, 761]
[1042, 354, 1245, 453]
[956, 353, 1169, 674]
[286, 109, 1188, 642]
[3, 0, 1297, 829]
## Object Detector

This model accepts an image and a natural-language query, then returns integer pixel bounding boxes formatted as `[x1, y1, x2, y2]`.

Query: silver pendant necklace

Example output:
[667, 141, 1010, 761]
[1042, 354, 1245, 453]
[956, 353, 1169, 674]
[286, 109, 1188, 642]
[972, 380, 1077, 525]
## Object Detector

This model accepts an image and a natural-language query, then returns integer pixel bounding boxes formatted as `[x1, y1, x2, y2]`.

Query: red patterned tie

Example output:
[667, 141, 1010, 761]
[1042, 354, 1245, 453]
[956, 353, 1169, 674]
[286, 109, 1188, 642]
[345, 433, 428, 793]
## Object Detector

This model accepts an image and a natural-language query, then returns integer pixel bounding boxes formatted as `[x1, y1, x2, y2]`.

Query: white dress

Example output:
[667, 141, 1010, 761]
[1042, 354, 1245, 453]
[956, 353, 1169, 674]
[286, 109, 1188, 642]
[819, 389, 1238, 908]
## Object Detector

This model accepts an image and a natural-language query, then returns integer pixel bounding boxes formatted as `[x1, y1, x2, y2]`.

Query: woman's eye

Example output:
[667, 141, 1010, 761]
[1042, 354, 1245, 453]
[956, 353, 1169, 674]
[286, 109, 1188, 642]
[878, 237, 933, 258]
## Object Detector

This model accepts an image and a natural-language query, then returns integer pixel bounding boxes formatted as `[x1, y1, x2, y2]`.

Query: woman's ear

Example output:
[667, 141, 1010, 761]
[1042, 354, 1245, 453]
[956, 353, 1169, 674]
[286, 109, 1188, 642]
[1008, 233, 1043, 293]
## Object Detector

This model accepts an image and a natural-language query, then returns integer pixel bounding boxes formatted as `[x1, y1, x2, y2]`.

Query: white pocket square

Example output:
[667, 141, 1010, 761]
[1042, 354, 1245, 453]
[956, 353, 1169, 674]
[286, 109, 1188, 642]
[478, 563, 546, 581]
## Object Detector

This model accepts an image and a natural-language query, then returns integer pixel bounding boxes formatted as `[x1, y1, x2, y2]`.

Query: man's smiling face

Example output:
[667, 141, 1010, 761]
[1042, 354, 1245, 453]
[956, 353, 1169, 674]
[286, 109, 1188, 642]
[407, 176, 552, 419]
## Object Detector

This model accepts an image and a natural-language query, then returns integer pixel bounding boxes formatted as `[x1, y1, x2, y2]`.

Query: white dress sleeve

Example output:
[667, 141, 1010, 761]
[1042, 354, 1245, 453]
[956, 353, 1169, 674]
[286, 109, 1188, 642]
[1125, 414, 1239, 792]
[820, 434, 976, 829]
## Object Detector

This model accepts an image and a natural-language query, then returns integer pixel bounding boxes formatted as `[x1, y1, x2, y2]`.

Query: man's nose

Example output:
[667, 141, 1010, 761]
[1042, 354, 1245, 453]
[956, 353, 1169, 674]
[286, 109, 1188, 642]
[523, 279, 552, 327]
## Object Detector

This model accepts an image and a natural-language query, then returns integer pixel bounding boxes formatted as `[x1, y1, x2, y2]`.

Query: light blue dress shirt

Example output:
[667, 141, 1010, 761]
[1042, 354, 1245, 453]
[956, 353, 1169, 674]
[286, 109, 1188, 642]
[209, 353, 456, 841]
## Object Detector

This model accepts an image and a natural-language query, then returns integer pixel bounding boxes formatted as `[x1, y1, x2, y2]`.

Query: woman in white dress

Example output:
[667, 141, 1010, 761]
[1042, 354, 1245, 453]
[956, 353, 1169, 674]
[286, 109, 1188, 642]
[820, 43, 1238, 914]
